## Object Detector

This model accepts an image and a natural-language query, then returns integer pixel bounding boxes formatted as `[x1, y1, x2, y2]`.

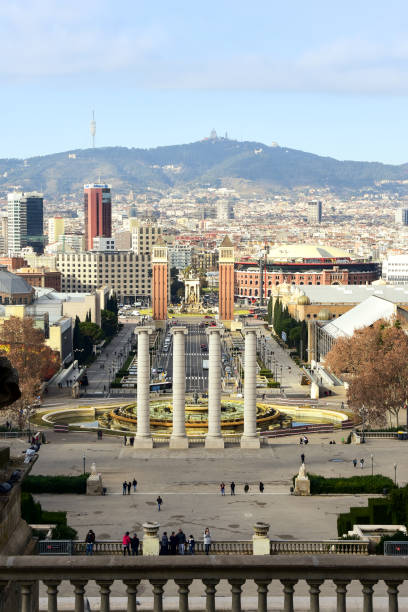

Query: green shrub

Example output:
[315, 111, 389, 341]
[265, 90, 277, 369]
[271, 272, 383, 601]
[267, 381, 281, 388]
[22, 474, 89, 495]
[302, 474, 395, 495]
[52, 524, 78, 540]
[21, 492, 42, 523]
[40, 511, 67, 526]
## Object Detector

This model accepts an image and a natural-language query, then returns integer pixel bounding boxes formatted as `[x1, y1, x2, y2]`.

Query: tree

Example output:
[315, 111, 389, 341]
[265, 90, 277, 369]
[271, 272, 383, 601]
[101, 309, 118, 339]
[106, 293, 118, 316]
[0, 317, 60, 426]
[170, 267, 185, 304]
[325, 319, 408, 426]
[267, 298, 273, 324]
[79, 322, 105, 345]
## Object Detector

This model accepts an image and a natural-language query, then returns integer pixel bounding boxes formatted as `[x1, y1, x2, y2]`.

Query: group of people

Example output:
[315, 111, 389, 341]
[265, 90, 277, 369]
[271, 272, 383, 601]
[122, 478, 138, 494]
[353, 458, 365, 469]
[220, 481, 264, 495]
[122, 532, 140, 555]
[160, 528, 212, 555]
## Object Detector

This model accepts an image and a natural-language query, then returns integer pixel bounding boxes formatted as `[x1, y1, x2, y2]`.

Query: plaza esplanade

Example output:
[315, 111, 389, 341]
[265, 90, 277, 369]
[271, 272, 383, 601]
[234, 244, 380, 296]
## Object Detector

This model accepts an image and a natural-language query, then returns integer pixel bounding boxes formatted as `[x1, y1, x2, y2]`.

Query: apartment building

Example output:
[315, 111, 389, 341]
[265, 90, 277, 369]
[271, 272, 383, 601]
[57, 251, 151, 303]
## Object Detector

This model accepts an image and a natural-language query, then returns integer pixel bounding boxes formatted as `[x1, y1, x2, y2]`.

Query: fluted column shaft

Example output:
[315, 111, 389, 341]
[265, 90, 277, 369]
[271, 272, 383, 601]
[241, 328, 260, 448]
[170, 327, 189, 448]
[205, 328, 224, 448]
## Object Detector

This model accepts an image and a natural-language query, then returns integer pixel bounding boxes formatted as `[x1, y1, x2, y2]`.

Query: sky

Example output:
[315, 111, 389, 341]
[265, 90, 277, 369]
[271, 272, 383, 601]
[1, 0, 408, 163]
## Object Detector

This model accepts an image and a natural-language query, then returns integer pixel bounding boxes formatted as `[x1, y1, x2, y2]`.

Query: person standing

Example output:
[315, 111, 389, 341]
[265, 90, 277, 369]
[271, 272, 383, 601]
[85, 529, 95, 555]
[169, 531, 177, 555]
[177, 529, 186, 555]
[188, 534, 195, 555]
[360, 458, 364, 469]
[122, 531, 131, 555]
[230, 481, 235, 495]
[301, 453, 305, 464]
[203, 528, 211, 555]
[127, 481, 131, 495]
[122, 481, 127, 495]
[132, 478, 138, 492]
[161, 532, 169, 555]
[130, 533, 140, 556]
[157, 495, 163, 511]
[244, 483, 249, 494]
[220, 482, 225, 496]
[259, 482, 264, 493]
[353, 458, 357, 468]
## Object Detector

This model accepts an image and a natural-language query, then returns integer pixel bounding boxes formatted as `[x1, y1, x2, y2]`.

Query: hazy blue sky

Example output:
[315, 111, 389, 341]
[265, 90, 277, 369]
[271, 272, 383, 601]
[1, 0, 408, 163]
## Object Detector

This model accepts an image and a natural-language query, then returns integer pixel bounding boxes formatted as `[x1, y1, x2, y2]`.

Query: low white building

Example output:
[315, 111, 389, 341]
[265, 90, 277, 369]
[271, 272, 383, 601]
[382, 255, 408, 284]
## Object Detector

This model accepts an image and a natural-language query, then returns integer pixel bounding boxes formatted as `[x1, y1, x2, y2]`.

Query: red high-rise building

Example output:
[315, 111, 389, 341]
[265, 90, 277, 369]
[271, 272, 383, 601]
[219, 235, 235, 321]
[84, 184, 112, 251]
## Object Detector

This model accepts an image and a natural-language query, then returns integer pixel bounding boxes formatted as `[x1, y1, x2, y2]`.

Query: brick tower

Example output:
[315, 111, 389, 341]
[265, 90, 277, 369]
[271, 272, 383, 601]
[152, 238, 169, 321]
[218, 235, 235, 321]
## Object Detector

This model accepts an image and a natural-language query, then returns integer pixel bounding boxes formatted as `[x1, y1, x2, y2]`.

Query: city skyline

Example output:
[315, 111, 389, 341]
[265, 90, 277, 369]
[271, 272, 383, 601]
[0, 0, 408, 162]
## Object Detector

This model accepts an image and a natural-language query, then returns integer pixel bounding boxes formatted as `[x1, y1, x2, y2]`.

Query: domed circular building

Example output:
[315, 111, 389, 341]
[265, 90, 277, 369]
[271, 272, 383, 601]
[0, 268, 34, 306]
[235, 244, 380, 301]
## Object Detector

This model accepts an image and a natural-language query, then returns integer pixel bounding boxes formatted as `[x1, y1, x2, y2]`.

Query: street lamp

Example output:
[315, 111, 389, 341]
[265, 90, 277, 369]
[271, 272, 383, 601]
[371, 454, 373, 476]
[83, 454, 86, 475]
[394, 463, 397, 486]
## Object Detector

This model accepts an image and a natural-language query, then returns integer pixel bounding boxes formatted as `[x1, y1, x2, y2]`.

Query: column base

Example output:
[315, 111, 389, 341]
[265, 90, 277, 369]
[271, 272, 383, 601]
[240, 435, 261, 449]
[169, 436, 189, 449]
[134, 436, 154, 449]
[205, 435, 225, 449]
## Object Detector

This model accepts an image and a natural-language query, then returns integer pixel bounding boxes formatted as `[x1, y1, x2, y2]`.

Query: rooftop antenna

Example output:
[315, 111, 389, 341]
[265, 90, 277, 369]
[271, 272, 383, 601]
[90, 110, 96, 148]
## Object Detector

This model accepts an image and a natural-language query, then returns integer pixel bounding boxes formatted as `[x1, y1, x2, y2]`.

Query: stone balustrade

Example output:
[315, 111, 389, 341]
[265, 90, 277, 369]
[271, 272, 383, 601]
[1, 555, 408, 611]
[270, 539, 369, 555]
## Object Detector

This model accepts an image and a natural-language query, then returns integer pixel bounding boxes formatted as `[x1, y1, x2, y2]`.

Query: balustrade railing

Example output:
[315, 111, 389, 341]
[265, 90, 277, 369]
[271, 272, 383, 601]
[270, 539, 368, 555]
[1, 555, 407, 612]
[70, 539, 252, 555]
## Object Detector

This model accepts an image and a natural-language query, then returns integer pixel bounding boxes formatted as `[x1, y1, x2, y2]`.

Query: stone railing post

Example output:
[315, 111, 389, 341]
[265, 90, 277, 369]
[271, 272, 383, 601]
[44, 579, 60, 612]
[241, 328, 260, 449]
[135, 327, 154, 448]
[252, 522, 270, 555]
[70, 579, 88, 612]
[150, 579, 167, 612]
[205, 327, 224, 449]
[170, 327, 189, 449]
[123, 579, 140, 612]
[142, 522, 160, 556]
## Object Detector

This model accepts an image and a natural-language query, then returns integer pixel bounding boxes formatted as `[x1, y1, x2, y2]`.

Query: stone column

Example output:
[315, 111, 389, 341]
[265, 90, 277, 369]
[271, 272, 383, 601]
[135, 327, 154, 448]
[170, 327, 189, 449]
[252, 522, 270, 555]
[142, 522, 160, 556]
[241, 328, 260, 448]
[205, 327, 224, 449]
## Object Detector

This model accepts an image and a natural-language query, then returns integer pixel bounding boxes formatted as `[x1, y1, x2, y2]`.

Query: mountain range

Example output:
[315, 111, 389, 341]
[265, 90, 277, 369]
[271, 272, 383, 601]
[0, 139, 407, 198]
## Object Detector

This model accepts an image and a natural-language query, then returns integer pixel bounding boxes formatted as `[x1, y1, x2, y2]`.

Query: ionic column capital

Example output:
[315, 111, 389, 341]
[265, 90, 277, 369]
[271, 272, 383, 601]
[134, 326, 154, 335]
[206, 327, 223, 337]
[242, 326, 259, 336]
[171, 326, 188, 336]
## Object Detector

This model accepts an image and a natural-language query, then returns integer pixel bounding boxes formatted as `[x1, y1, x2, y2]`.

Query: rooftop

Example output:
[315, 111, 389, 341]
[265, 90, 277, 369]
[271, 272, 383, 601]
[289, 284, 408, 304]
[267, 244, 352, 261]
[322, 295, 398, 339]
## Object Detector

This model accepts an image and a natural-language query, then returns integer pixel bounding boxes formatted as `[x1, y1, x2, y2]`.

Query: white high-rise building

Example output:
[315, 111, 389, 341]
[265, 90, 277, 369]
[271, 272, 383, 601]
[216, 199, 234, 221]
[307, 200, 322, 224]
[395, 209, 408, 226]
[383, 255, 408, 284]
[8, 192, 27, 254]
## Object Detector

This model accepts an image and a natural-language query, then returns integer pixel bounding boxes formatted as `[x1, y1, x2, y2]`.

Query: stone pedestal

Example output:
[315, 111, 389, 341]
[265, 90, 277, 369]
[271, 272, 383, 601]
[294, 477, 311, 496]
[205, 327, 224, 449]
[87, 474, 103, 496]
[252, 522, 270, 555]
[135, 327, 154, 449]
[241, 328, 260, 449]
[142, 522, 160, 556]
[170, 327, 189, 449]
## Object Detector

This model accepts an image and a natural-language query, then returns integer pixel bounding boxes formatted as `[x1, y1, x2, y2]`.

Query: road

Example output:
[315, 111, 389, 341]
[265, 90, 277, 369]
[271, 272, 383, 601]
[155, 323, 209, 392]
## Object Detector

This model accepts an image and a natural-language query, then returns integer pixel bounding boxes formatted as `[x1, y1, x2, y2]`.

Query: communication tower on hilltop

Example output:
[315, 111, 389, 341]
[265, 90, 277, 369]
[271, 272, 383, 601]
[90, 110, 96, 148]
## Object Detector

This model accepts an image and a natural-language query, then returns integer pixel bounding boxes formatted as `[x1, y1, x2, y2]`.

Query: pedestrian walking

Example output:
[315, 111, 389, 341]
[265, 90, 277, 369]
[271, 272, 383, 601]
[230, 481, 235, 495]
[170, 531, 177, 555]
[301, 453, 305, 464]
[132, 478, 137, 492]
[259, 481, 264, 493]
[353, 458, 357, 468]
[188, 535, 195, 555]
[157, 495, 163, 511]
[122, 481, 127, 495]
[123, 435, 127, 446]
[85, 529, 95, 556]
[203, 528, 211, 555]
[160, 532, 169, 555]
[127, 481, 131, 495]
[130, 533, 140, 556]
[244, 483, 249, 494]
[176, 529, 186, 555]
[360, 458, 364, 469]
[122, 531, 131, 555]
[220, 482, 225, 496]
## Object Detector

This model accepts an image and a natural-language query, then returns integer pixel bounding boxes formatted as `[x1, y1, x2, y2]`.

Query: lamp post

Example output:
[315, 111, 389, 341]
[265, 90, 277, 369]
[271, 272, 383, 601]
[394, 463, 397, 486]
[83, 454, 86, 475]
[371, 454, 373, 476]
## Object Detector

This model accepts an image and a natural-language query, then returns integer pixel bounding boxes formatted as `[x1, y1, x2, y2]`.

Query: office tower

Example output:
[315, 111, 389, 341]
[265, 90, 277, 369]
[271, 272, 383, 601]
[84, 183, 112, 250]
[216, 199, 234, 221]
[307, 200, 322, 224]
[58, 234, 85, 253]
[8, 191, 44, 254]
[131, 219, 161, 255]
[218, 235, 235, 321]
[152, 238, 169, 321]
[395, 209, 408, 226]
[48, 216, 65, 244]
[0, 213, 8, 254]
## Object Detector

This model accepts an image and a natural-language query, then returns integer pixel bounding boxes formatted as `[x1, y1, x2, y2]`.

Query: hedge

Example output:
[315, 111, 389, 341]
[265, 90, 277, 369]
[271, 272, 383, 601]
[22, 474, 89, 494]
[293, 474, 395, 495]
[21, 493, 78, 540]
